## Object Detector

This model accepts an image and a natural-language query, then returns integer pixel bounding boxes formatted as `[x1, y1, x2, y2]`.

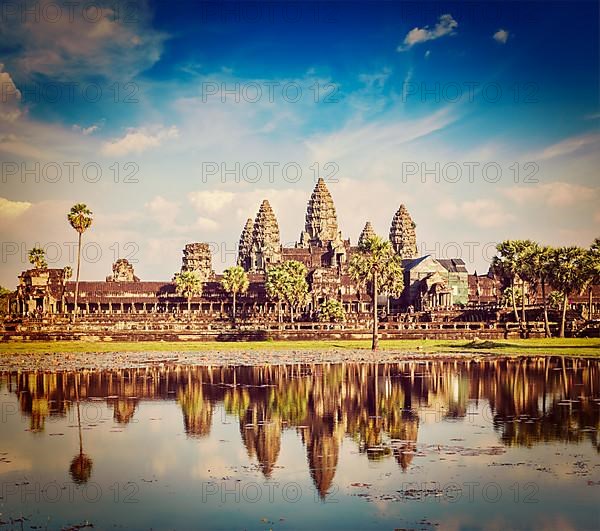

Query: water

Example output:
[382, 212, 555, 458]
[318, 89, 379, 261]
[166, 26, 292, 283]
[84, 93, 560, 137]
[1, 357, 599, 530]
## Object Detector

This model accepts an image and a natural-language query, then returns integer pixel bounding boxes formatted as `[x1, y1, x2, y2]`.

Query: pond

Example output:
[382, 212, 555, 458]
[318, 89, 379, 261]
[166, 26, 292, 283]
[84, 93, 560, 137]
[0, 357, 598, 530]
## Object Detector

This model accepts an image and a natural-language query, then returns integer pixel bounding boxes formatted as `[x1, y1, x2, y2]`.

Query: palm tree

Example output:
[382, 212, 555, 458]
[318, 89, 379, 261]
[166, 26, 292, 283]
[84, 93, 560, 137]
[548, 246, 588, 337]
[493, 240, 530, 327]
[67, 204, 93, 316]
[265, 265, 289, 323]
[221, 266, 249, 324]
[174, 271, 203, 314]
[281, 260, 309, 323]
[27, 247, 47, 269]
[516, 240, 537, 328]
[532, 246, 554, 337]
[349, 235, 403, 351]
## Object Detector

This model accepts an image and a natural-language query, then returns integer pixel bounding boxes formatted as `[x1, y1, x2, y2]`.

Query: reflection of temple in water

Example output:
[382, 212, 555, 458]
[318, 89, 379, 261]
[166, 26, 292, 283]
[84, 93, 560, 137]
[2, 357, 599, 496]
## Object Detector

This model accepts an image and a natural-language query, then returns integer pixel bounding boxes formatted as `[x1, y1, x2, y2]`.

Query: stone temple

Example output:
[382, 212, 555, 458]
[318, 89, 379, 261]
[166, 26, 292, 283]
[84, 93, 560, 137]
[389, 205, 418, 259]
[13, 178, 524, 319]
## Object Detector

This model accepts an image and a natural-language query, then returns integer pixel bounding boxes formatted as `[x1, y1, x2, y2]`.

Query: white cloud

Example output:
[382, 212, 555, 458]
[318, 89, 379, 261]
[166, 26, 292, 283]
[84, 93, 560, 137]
[437, 199, 511, 228]
[527, 133, 600, 161]
[398, 14, 458, 51]
[72, 123, 102, 136]
[305, 107, 456, 164]
[1, 0, 166, 81]
[193, 216, 219, 231]
[144, 195, 180, 231]
[102, 125, 179, 156]
[0, 197, 32, 218]
[503, 182, 598, 207]
[0, 64, 22, 122]
[188, 190, 235, 215]
[493, 29, 510, 44]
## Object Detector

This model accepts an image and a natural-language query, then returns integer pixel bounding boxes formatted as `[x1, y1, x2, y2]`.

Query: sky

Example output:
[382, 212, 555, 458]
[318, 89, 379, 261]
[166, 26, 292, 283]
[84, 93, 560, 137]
[0, 0, 598, 286]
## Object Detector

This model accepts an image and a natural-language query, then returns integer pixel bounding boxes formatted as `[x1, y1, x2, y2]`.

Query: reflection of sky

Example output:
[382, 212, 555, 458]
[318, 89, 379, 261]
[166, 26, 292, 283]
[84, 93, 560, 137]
[1, 394, 598, 529]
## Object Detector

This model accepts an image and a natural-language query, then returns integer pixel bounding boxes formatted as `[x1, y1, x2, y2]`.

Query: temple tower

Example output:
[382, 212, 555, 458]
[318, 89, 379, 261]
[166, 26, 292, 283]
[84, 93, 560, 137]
[300, 178, 339, 247]
[106, 258, 139, 282]
[237, 218, 254, 270]
[358, 221, 376, 247]
[389, 205, 418, 258]
[250, 200, 282, 272]
[180, 243, 214, 280]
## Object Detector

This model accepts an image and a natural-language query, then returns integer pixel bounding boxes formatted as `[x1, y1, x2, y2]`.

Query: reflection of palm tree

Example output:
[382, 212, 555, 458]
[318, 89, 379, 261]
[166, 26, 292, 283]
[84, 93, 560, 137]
[178, 377, 213, 438]
[69, 373, 93, 484]
[239, 405, 281, 478]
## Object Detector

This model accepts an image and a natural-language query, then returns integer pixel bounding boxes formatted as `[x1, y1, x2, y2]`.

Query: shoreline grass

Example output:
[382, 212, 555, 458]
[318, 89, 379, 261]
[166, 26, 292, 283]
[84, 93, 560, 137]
[0, 338, 598, 357]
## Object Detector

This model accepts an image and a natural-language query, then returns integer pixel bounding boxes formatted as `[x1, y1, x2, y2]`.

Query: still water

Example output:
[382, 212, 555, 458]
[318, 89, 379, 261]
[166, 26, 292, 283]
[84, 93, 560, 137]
[0, 357, 599, 530]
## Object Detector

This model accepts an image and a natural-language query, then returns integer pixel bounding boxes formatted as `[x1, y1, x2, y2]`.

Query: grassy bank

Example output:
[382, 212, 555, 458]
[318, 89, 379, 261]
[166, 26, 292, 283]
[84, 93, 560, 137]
[0, 338, 598, 356]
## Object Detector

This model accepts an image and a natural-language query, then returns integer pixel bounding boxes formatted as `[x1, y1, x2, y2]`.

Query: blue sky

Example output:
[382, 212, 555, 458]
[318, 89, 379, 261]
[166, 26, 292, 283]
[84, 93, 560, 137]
[0, 0, 598, 285]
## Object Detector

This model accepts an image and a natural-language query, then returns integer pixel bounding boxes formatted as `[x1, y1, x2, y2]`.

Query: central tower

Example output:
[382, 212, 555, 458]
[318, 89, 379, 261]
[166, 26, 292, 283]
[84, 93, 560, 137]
[300, 178, 339, 247]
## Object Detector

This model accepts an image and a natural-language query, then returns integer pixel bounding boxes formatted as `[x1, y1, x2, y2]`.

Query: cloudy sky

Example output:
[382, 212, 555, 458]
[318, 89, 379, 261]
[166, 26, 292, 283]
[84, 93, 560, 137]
[0, 0, 598, 286]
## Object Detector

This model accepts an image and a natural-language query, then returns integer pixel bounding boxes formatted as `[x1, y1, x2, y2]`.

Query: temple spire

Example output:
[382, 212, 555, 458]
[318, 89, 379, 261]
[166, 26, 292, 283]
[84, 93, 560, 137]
[250, 200, 281, 271]
[301, 178, 339, 246]
[358, 221, 376, 247]
[389, 205, 418, 258]
[237, 218, 254, 270]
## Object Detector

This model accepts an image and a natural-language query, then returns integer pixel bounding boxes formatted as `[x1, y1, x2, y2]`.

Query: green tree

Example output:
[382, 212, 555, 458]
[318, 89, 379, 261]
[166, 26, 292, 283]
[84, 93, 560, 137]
[67, 204, 93, 316]
[492, 240, 531, 327]
[515, 240, 538, 328]
[318, 299, 346, 322]
[221, 266, 249, 324]
[265, 261, 309, 323]
[280, 260, 309, 323]
[349, 235, 404, 351]
[532, 245, 554, 337]
[502, 286, 522, 308]
[548, 246, 588, 337]
[548, 291, 562, 309]
[265, 265, 288, 323]
[28, 247, 47, 269]
[521, 243, 554, 337]
[174, 271, 203, 314]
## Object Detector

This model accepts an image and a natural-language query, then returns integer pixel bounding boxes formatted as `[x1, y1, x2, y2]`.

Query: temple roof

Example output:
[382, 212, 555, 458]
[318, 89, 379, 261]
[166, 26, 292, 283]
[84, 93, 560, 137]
[438, 258, 468, 273]
[304, 178, 339, 245]
[390, 204, 418, 259]
[252, 199, 280, 249]
[358, 221, 376, 246]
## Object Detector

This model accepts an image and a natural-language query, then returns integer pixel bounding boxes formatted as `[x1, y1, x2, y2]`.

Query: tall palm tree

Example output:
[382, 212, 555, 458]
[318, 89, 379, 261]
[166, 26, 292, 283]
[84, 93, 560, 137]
[174, 271, 203, 314]
[265, 265, 289, 323]
[548, 246, 588, 338]
[281, 260, 309, 323]
[533, 246, 555, 337]
[349, 235, 403, 351]
[493, 240, 530, 328]
[27, 247, 47, 269]
[516, 240, 537, 328]
[67, 204, 93, 316]
[221, 266, 249, 324]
